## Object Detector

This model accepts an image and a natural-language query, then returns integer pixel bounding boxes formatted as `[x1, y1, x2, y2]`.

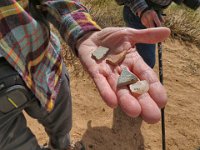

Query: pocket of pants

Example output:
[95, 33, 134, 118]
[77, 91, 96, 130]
[0, 86, 28, 114]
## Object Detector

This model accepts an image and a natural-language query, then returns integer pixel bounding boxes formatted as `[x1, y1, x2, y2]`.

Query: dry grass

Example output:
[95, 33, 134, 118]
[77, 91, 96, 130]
[165, 3, 200, 47]
[82, 0, 124, 27]
[82, 0, 200, 47]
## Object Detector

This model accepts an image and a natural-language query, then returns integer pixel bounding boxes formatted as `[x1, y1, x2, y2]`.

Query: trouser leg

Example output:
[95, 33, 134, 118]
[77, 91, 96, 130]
[0, 110, 43, 150]
[135, 43, 156, 68]
[0, 59, 43, 150]
[123, 6, 156, 68]
[0, 58, 72, 150]
[24, 66, 72, 150]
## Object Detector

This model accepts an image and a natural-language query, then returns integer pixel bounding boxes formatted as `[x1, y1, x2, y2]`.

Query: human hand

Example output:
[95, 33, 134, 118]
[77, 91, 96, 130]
[140, 9, 164, 28]
[76, 27, 170, 123]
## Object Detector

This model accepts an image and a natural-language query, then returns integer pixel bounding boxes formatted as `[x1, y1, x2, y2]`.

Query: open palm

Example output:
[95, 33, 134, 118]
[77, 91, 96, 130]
[76, 27, 170, 123]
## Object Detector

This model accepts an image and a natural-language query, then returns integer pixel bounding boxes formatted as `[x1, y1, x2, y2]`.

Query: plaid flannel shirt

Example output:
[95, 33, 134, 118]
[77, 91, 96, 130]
[0, 0, 101, 111]
[115, 0, 172, 15]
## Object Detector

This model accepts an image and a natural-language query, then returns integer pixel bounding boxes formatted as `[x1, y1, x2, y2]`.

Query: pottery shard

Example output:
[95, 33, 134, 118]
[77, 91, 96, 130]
[92, 46, 109, 60]
[129, 80, 149, 94]
[106, 50, 127, 66]
[117, 68, 139, 87]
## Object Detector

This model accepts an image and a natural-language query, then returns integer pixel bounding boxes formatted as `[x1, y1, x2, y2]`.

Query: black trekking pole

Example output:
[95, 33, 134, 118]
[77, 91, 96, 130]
[155, 9, 166, 150]
[158, 42, 166, 150]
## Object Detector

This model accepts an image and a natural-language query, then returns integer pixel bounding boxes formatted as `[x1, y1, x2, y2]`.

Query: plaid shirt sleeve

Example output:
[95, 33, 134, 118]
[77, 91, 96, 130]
[38, 0, 101, 54]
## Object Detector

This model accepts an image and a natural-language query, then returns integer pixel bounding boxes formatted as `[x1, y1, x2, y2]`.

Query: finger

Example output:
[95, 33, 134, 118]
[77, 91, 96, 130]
[130, 51, 167, 108]
[143, 22, 150, 28]
[137, 93, 161, 123]
[128, 27, 170, 44]
[160, 16, 165, 24]
[140, 71, 167, 108]
[153, 14, 162, 27]
[149, 19, 156, 28]
[96, 27, 170, 49]
[141, 18, 149, 28]
[105, 69, 119, 92]
[117, 87, 141, 117]
[93, 74, 118, 108]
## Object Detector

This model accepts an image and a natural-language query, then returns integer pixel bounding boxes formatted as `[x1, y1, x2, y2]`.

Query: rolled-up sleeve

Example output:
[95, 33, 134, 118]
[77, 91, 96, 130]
[39, 0, 101, 54]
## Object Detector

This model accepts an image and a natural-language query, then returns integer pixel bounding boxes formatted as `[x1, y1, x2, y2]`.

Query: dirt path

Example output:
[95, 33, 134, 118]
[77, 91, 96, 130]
[26, 37, 200, 150]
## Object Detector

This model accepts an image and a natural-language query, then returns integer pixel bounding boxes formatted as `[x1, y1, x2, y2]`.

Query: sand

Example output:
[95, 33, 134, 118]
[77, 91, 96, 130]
[26, 37, 200, 150]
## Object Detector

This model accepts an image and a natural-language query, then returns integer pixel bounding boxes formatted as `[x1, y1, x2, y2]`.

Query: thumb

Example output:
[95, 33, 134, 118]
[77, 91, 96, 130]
[95, 27, 170, 48]
[128, 27, 170, 44]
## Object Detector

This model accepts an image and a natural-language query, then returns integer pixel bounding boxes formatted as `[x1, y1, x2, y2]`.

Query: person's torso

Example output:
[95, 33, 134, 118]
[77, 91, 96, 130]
[0, 0, 62, 111]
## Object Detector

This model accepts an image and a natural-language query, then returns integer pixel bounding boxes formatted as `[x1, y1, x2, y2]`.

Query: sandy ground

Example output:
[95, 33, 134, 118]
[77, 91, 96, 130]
[26, 37, 200, 150]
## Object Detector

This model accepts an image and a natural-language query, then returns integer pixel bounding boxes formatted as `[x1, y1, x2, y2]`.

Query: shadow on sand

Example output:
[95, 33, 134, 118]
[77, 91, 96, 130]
[79, 107, 145, 150]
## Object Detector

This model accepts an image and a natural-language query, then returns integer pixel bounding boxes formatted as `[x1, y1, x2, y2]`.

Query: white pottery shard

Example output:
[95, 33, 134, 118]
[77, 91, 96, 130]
[129, 80, 149, 94]
[117, 68, 139, 87]
[92, 46, 109, 60]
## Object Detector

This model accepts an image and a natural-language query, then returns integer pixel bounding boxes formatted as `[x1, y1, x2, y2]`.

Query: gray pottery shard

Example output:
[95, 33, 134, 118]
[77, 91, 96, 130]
[92, 46, 109, 60]
[117, 68, 139, 87]
[129, 80, 149, 94]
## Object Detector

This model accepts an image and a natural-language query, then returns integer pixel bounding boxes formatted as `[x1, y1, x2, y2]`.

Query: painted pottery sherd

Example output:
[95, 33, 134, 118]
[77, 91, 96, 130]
[117, 67, 139, 87]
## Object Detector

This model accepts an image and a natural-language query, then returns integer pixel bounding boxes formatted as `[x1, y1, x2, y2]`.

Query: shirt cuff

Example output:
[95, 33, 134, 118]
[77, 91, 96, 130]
[60, 12, 101, 56]
[127, 1, 148, 16]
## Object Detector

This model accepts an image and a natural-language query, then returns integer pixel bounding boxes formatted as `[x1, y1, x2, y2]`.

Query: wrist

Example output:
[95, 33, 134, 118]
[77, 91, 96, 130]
[76, 31, 98, 55]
